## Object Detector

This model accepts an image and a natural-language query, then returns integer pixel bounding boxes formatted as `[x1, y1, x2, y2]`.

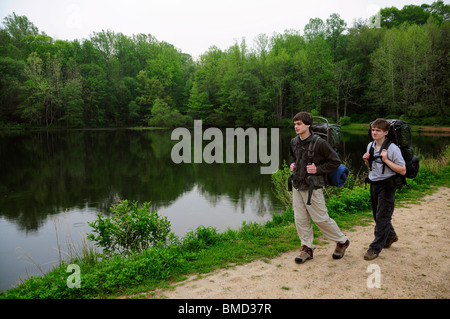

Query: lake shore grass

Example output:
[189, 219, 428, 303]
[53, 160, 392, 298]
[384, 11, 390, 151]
[1, 146, 449, 299]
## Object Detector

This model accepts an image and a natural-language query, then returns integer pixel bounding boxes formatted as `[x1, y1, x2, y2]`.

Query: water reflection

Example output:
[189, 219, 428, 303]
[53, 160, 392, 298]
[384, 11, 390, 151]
[0, 129, 282, 232]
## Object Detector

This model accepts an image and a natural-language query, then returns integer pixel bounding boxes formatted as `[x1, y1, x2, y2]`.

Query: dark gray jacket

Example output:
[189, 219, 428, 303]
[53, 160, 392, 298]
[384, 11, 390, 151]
[290, 132, 341, 191]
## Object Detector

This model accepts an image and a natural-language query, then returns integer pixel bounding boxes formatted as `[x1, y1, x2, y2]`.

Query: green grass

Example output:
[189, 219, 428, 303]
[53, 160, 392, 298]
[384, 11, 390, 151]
[1, 146, 448, 299]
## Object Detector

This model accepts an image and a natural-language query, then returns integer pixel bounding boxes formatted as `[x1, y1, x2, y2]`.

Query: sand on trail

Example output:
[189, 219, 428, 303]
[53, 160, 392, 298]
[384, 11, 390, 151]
[148, 187, 449, 299]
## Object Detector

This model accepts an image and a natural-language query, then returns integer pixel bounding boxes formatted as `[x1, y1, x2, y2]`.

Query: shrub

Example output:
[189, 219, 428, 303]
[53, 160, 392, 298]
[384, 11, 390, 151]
[326, 186, 371, 217]
[181, 226, 221, 251]
[87, 200, 173, 256]
[146, 98, 191, 127]
[339, 116, 351, 126]
[271, 161, 293, 209]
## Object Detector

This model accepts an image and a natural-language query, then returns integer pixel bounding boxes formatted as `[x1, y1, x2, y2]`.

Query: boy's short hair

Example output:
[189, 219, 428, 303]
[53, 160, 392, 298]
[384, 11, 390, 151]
[293, 112, 313, 126]
[371, 118, 391, 132]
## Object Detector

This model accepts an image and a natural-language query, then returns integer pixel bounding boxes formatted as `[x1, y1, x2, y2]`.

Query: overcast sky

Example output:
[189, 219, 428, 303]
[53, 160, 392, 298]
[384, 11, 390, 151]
[0, 0, 435, 58]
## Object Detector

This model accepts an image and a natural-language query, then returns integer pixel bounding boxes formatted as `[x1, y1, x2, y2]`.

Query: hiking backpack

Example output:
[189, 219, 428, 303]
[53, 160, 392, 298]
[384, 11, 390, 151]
[368, 119, 420, 184]
[310, 116, 349, 188]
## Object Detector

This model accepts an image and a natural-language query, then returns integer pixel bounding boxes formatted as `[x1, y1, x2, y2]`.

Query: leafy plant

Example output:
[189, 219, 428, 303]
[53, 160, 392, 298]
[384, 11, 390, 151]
[87, 200, 173, 256]
[181, 226, 221, 251]
[271, 161, 293, 209]
[339, 116, 351, 126]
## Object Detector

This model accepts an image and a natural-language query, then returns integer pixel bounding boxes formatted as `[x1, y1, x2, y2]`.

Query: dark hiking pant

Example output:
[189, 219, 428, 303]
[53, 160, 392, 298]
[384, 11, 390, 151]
[369, 182, 398, 254]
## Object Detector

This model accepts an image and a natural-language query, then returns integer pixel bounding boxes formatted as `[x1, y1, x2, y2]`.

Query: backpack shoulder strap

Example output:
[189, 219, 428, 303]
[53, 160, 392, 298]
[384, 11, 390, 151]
[370, 139, 393, 174]
[307, 134, 320, 163]
[368, 141, 375, 171]
[380, 138, 393, 174]
[380, 138, 392, 151]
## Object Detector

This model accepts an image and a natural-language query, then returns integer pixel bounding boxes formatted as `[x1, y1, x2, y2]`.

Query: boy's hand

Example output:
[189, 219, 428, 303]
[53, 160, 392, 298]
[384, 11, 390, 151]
[380, 149, 388, 162]
[362, 152, 370, 167]
[306, 163, 317, 174]
[290, 162, 296, 171]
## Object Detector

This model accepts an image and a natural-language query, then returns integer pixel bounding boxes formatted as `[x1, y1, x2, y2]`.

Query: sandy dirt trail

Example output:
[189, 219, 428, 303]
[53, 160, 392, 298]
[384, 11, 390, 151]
[147, 187, 449, 299]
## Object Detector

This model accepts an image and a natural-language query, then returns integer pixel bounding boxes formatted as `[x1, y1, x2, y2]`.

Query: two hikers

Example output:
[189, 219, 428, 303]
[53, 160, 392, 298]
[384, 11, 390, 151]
[289, 114, 405, 262]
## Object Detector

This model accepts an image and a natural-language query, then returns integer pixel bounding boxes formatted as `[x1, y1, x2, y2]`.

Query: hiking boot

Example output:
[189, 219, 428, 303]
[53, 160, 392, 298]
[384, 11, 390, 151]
[332, 239, 350, 259]
[384, 236, 398, 248]
[364, 250, 378, 260]
[295, 246, 313, 264]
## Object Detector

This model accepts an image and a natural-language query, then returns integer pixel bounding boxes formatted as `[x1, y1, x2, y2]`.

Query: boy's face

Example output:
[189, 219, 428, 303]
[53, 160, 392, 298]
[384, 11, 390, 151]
[371, 127, 388, 141]
[294, 120, 309, 136]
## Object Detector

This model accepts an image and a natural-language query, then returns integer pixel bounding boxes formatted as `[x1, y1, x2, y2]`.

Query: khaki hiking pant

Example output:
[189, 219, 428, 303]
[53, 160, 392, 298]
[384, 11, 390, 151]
[293, 188, 348, 250]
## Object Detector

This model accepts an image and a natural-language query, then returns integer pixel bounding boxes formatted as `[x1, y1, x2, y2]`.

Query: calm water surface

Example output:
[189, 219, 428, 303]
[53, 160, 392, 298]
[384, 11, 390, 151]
[0, 128, 448, 291]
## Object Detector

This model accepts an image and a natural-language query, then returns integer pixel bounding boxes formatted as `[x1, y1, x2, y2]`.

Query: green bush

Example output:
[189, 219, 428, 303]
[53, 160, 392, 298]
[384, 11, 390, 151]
[146, 98, 191, 127]
[271, 161, 293, 209]
[87, 200, 173, 256]
[181, 226, 221, 251]
[339, 116, 351, 126]
[326, 186, 371, 217]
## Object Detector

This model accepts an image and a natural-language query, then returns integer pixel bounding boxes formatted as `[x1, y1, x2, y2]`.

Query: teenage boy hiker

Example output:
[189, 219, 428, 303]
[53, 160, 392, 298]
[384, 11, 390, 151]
[289, 112, 350, 264]
[362, 118, 406, 260]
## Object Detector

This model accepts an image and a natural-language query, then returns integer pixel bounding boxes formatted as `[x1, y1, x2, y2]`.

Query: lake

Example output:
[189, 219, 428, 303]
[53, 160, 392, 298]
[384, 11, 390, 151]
[0, 127, 448, 291]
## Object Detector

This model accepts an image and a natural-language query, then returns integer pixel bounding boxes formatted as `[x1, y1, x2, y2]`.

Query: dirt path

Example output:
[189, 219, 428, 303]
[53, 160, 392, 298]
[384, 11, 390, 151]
[148, 187, 449, 299]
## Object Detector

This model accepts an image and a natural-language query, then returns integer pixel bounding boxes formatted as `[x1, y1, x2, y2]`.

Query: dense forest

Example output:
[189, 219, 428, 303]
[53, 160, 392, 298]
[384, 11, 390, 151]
[0, 1, 449, 128]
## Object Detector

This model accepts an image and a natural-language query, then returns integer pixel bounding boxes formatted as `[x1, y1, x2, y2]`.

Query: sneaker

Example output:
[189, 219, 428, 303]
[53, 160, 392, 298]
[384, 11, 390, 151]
[384, 236, 398, 248]
[332, 239, 350, 259]
[295, 245, 313, 264]
[364, 249, 378, 260]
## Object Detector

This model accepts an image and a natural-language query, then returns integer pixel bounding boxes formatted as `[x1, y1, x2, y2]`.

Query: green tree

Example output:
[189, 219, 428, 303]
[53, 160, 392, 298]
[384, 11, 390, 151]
[188, 80, 213, 120]
[380, 1, 449, 28]
[304, 17, 326, 41]
[2, 12, 39, 51]
[1, 8, 448, 128]
[342, 25, 386, 120]
[300, 35, 334, 113]
[266, 31, 304, 121]
[325, 13, 348, 62]
[425, 1, 450, 22]
[147, 98, 190, 127]
[422, 19, 450, 119]
[332, 59, 363, 120]
[217, 40, 263, 126]
[145, 42, 184, 107]
[60, 78, 84, 127]
[0, 57, 25, 122]
[59, 58, 84, 127]
[80, 62, 107, 126]
[369, 23, 432, 117]
[187, 46, 225, 122]
[19, 52, 49, 125]
[135, 69, 164, 114]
